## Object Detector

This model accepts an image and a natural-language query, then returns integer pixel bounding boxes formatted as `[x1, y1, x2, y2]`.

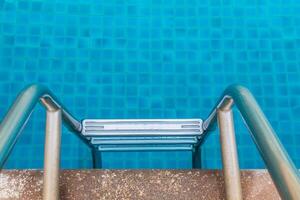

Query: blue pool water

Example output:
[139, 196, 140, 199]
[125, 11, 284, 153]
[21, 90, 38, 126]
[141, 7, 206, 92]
[0, 0, 300, 169]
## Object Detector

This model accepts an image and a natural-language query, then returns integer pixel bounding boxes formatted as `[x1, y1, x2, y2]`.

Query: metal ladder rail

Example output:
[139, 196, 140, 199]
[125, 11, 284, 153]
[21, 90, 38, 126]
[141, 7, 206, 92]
[0, 84, 88, 200]
[203, 84, 300, 200]
[1, 84, 300, 200]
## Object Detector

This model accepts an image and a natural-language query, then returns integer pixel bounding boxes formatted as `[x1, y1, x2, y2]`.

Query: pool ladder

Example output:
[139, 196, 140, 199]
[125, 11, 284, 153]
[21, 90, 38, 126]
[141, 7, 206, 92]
[0, 84, 300, 200]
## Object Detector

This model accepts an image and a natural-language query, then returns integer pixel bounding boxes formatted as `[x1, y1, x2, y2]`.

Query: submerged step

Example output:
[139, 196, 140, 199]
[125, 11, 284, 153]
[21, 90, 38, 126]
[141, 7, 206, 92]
[0, 170, 279, 200]
[82, 119, 203, 136]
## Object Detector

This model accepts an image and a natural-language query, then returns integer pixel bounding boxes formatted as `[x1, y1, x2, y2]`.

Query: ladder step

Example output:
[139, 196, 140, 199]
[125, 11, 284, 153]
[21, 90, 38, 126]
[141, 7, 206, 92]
[82, 119, 203, 152]
[82, 119, 203, 136]
[98, 145, 194, 151]
[91, 137, 198, 145]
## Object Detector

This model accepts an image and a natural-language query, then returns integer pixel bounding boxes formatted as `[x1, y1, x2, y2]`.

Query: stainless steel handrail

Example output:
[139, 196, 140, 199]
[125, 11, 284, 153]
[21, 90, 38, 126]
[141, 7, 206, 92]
[203, 84, 300, 200]
[0, 84, 87, 200]
[217, 100, 242, 200]
[1, 83, 300, 199]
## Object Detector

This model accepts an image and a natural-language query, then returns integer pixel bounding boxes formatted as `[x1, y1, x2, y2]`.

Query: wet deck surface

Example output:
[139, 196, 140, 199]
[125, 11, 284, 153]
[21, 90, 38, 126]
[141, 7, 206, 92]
[0, 170, 280, 200]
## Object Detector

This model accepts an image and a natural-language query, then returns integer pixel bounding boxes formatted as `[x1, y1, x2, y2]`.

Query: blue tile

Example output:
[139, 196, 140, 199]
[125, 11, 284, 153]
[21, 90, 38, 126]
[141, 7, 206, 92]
[1, 0, 300, 169]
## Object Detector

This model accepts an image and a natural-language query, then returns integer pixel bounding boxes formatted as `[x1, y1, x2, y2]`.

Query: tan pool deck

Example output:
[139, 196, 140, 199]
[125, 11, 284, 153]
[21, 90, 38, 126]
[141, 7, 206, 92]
[0, 169, 280, 200]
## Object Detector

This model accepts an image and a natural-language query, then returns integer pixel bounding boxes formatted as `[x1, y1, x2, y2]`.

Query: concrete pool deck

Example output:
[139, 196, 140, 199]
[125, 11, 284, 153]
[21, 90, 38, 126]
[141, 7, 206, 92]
[0, 169, 280, 200]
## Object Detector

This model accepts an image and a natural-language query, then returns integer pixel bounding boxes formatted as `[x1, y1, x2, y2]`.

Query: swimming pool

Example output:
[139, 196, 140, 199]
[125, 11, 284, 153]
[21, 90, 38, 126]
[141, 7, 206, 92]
[1, 0, 300, 169]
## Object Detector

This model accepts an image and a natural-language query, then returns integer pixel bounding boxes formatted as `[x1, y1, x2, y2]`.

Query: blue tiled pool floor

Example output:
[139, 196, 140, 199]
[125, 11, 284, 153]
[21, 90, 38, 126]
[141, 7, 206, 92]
[1, 0, 300, 169]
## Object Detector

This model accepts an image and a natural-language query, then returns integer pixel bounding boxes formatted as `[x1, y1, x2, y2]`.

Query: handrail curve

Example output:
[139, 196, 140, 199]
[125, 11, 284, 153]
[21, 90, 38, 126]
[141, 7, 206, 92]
[0, 84, 84, 167]
[203, 84, 300, 200]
